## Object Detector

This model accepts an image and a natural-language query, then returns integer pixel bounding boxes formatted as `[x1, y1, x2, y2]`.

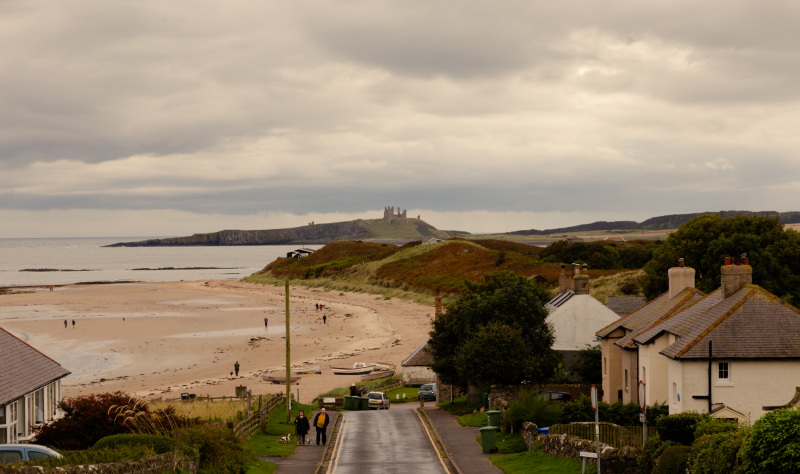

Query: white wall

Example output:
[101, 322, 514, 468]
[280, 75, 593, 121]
[403, 366, 436, 385]
[548, 295, 620, 351]
[638, 335, 671, 406]
[669, 358, 800, 422]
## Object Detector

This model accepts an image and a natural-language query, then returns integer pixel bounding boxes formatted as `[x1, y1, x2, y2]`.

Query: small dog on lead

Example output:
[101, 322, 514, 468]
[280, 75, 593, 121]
[280, 433, 291, 444]
[306, 438, 312, 445]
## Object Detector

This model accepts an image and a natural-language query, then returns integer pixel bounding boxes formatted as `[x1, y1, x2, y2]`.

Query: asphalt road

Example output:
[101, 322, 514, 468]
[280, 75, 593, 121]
[326, 403, 449, 474]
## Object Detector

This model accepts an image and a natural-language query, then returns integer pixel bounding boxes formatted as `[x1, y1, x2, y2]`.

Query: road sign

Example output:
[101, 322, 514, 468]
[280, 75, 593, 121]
[638, 380, 646, 411]
[590, 385, 598, 412]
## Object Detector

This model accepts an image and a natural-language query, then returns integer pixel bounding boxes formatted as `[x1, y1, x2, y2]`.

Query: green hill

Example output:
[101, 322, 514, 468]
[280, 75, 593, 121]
[105, 217, 459, 247]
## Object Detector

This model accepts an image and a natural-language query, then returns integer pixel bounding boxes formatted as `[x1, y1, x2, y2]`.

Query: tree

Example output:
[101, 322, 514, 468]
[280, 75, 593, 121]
[428, 271, 559, 389]
[570, 344, 602, 384]
[641, 213, 800, 303]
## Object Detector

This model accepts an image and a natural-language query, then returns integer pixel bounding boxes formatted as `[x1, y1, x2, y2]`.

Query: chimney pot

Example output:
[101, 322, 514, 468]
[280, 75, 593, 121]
[679, 258, 685, 268]
[724, 256, 732, 265]
[742, 256, 749, 265]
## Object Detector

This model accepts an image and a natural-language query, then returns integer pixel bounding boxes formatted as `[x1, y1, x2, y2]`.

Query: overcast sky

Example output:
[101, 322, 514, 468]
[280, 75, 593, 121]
[3, 1, 800, 238]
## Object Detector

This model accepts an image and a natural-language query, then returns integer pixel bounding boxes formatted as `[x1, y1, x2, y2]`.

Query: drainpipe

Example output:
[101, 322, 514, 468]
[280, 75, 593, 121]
[708, 341, 713, 414]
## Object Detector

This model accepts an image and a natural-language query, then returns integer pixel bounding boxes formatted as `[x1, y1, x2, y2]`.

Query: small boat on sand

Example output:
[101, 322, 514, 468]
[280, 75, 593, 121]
[263, 374, 301, 384]
[361, 369, 395, 381]
[291, 364, 321, 374]
[331, 362, 373, 375]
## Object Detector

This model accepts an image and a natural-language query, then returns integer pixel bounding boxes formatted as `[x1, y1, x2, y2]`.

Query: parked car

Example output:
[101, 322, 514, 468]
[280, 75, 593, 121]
[418, 383, 437, 401]
[537, 391, 576, 403]
[0, 444, 62, 464]
[367, 391, 390, 410]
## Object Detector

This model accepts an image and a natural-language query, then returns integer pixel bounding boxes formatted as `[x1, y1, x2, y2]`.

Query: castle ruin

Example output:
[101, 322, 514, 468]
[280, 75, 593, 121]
[383, 206, 407, 223]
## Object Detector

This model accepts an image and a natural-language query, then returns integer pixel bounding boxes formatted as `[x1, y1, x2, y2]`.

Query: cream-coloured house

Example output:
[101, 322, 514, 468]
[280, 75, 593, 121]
[401, 340, 437, 385]
[596, 260, 704, 403]
[633, 257, 800, 422]
[0, 327, 71, 443]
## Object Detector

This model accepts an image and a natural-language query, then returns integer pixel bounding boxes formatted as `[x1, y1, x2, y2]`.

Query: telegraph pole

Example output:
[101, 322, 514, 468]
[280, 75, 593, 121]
[285, 280, 291, 422]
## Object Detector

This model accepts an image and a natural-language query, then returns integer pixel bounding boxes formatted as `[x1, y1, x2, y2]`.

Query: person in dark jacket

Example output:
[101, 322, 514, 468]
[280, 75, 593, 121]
[350, 383, 357, 396]
[294, 410, 310, 445]
[313, 408, 331, 445]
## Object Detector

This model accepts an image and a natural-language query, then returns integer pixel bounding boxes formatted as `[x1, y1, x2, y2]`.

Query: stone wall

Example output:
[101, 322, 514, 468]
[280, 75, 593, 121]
[489, 384, 592, 409]
[0, 451, 196, 474]
[539, 434, 641, 473]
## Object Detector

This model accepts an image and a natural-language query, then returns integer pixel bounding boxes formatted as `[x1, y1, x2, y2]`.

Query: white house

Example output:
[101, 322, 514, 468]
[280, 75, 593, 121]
[632, 256, 800, 423]
[401, 340, 436, 385]
[0, 327, 71, 443]
[596, 259, 704, 403]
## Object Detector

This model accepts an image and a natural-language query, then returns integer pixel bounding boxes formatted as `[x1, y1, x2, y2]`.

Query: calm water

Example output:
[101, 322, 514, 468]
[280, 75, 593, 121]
[0, 237, 320, 287]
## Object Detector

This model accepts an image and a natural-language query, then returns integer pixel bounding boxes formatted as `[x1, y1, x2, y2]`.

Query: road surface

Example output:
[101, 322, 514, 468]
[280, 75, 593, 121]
[326, 402, 449, 474]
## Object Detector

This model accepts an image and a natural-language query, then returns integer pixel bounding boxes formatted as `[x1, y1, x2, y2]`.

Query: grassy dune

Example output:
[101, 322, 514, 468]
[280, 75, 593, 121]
[243, 239, 639, 304]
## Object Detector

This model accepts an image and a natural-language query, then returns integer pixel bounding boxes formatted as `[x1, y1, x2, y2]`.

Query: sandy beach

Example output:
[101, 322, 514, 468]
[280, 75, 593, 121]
[0, 281, 435, 404]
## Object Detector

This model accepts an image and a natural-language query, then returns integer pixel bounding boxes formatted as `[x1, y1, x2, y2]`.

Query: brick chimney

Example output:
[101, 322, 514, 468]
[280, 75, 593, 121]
[668, 258, 695, 299]
[573, 263, 589, 295]
[558, 264, 572, 293]
[721, 255, 752, 298]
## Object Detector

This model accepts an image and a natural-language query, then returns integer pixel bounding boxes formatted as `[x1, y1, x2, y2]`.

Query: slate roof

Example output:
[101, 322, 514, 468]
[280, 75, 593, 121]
[638, 285, 800, 360]
[0, 327, 71, 406]
[596, 287, 705, 349]
[402, 340, 435, 366]
[606, 296, 647, 316]
[547, 290, 574, 310]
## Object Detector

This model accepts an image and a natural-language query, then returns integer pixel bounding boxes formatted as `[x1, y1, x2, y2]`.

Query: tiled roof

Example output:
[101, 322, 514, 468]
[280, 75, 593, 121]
[654, 286, 800, 360]
[606, 296, 647, 315]
[596, 288, 705, 349]
[401, 340, 435, 366]
[0, 327, 71, 406]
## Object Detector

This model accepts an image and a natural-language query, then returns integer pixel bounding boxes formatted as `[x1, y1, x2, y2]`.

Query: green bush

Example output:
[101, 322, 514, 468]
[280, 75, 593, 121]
[655, 446, 691, 474]
[740, 408, 800, 473]
[93, 433, 179, 454]
[689, 424, 750, 474]
[638, 434, 676, 474]
[561, 395, 668, 426]
[505, 390, 562, 431]
[174, 422, 257, 473]
[656, 411, 709, 446]
[28, 444, 157, 467]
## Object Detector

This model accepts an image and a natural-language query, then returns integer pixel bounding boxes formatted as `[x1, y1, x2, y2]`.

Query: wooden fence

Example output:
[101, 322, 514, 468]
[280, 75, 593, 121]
[233, 394, 285, 437]
[549, 423, 655, 449]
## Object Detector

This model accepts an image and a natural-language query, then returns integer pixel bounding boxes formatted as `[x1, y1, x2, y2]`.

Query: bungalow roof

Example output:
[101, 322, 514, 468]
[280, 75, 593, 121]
[402, 340, 435, 367]
[0, 327, 71, 406]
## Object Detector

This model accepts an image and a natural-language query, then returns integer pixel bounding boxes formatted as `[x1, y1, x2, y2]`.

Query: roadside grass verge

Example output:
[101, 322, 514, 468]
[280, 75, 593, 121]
[384, 387, 420, 403]
[459, 411, 489, 427]
[490, 444, 597, 473]
[438, 396, 482, 416]
[245, 459, 277, 474]
[247, 400, 318, 458]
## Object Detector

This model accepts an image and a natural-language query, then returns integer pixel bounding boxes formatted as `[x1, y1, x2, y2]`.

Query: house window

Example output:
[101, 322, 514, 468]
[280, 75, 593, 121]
[717, 361, 731, 384]
[0, 401, 19, 444]
[624, 369, 629, 391]
[34, 388, 45, 424]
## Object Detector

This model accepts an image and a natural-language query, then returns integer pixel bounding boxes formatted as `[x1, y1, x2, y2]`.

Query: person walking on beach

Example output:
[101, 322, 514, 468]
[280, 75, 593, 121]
[234, 361, 240, 376]
[315, 303, 319, 311]
[323, 314, 327, 324]
[71, 319, 75, 329]
[294, 410, 310, 445]
[264, 317, 268, 328]
[64, 319, 67, 329]
[313, 408, 330, 445]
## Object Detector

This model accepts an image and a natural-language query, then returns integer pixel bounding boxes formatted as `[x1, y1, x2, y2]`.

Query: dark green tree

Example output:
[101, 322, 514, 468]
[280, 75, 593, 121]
[428, 271, 559, 389]
[641, 213, 800, 303]
[570, 344, 602, 384]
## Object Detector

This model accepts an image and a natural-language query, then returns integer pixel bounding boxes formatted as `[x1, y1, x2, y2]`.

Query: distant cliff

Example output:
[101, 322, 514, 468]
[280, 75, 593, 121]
[105, 218, 456, 247]
[506, 210, 800, 236]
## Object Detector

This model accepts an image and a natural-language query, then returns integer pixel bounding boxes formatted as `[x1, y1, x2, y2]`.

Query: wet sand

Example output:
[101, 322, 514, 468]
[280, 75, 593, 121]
[0, 281, 434, 404]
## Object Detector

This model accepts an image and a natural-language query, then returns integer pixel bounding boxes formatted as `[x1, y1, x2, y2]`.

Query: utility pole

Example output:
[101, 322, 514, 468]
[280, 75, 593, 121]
[285, 280, 291, 422]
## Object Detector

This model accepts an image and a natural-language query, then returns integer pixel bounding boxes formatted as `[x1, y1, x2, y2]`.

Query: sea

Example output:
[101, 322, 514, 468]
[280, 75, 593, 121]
[0, 237, 321, 288]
